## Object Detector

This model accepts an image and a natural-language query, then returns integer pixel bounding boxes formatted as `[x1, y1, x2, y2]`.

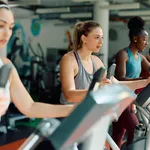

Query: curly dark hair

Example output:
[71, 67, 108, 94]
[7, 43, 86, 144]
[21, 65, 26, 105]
[127, 16, 145, 41]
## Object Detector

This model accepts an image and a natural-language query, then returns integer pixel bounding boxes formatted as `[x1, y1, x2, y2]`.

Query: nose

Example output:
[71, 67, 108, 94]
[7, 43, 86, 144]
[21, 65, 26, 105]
[3, 27, 10, 37]
[99, 38, 103, 45]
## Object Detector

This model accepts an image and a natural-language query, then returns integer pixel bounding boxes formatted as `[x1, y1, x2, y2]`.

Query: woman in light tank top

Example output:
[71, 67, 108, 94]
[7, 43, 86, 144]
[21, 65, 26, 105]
[113, 16, 150, 149]
[0, 1, 75, 119]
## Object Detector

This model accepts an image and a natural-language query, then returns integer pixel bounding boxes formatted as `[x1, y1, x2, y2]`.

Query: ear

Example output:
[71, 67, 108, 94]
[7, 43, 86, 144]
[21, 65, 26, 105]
[81, 34, 86, 43]
[133, 36, 137, 42]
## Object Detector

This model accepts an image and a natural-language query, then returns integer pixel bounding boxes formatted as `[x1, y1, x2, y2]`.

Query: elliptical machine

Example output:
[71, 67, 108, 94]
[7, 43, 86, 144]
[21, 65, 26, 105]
[19, 65, 135, 150]
[19, 84, 135, 150]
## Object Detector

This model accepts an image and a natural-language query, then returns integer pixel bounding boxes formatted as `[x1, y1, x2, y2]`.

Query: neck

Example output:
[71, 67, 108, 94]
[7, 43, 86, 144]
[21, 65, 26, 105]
[77, 47, 92, 61]
[129, 43, 138, 55]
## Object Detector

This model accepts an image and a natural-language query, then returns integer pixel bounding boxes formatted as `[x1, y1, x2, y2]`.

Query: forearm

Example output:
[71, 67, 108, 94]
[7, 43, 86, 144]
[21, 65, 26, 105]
[64, 89, 88, 103]
[116, 76, 143, 81]
[24, 102, 75, 118]
[119, 79, 148, 90]
[112, 76, 148, 90]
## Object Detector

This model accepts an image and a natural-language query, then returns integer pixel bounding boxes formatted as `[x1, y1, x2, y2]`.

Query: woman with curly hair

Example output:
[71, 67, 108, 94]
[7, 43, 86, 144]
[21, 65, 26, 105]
[113, 16, 150, 148]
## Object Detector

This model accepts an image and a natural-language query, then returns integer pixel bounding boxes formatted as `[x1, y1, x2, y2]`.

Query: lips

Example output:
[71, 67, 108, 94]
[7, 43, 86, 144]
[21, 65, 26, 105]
[96, 46, 101, 49]
[0, 40, 7, 44]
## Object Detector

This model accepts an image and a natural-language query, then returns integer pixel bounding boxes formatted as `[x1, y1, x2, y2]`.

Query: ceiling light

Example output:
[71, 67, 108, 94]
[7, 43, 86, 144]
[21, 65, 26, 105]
[100, 2, 140, 10]
[8, 0, 41, 7]
[72, 0, 95, 2]
[15, 15, 39, 19]
[118, 10, 150, 16]
[60, 13, 92, 19]
[36, 7, 70, 14]
[141, 16, 150, 21]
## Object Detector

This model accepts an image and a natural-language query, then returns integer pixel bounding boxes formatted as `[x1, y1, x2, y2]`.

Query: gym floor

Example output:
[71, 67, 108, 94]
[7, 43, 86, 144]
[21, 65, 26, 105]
[0, 114, 112, 150]
[0, 125, 34, 150]
[0, 116, 43, 150]
[0, 125, 112, 150]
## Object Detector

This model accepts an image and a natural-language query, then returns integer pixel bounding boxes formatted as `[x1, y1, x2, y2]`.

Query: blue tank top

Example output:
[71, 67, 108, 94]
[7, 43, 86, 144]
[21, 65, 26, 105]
[126, 47, 142, 78]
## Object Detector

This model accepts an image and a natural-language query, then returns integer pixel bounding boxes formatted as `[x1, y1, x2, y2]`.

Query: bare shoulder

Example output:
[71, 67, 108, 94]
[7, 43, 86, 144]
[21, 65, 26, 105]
[61, 51, 75, 60]
[139, 53, 150, 63]
[116, 49, 128, 60]
[60, 51, 78, 69]
[146, 55, 150, 62]
[61, 51, 77, 64]
[139, 53, 145, 59]
[116, 48, 128, 62]
[91, 54, 104, 69]
[1, 57, 12, 64]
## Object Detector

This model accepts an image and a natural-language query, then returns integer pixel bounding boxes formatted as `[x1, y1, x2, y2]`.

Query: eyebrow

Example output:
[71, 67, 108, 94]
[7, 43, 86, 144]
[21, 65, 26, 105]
[94, 34, 104, 37]
[0, 19, 14, 26]
[93, 34, 101, 36]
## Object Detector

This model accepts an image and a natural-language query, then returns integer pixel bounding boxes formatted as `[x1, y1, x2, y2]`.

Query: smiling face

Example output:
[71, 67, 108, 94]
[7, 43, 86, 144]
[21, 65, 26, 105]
[0, 8, 14, 48]
[81, 27, 103, 53]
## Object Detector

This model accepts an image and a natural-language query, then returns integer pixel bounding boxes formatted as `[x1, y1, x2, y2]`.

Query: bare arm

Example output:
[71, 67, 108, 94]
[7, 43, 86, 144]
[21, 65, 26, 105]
[140, 54, 150, 75]
[3, 58, 74, 118]
[119, 79, 149, 90]
[115, 49, 143, 81]
[112, 76, 150, 90]
[141, 54, 150, 70]
[146, 55, 150, 62]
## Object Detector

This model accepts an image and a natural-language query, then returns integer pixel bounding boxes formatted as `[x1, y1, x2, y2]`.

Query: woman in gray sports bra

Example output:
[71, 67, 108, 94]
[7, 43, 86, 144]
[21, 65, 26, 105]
[59, 20, 111, 104]
[60, 51, 98, 104]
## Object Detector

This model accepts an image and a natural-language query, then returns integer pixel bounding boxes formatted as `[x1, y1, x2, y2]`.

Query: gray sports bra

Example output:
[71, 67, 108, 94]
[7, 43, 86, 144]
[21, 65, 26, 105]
[60, 51, 97, 104]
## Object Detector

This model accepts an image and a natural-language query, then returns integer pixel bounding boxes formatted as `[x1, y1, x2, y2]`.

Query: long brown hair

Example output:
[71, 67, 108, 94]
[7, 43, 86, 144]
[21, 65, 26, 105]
[73, 20, 101, 51]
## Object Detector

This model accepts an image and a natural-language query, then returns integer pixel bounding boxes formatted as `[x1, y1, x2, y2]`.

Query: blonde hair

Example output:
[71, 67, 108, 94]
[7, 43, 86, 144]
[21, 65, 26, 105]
[73, 20, 101, 51]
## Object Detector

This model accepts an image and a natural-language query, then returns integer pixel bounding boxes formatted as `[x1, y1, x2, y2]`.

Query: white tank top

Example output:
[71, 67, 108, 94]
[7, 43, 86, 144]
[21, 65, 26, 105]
[0, 59, 11, 116]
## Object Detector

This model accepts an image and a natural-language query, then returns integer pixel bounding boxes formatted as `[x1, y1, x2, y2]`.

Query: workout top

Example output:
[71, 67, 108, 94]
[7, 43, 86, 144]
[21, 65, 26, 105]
[126, 47, 142, 78]
[0, 59, 10, 117]
[60, 51, 97, 104]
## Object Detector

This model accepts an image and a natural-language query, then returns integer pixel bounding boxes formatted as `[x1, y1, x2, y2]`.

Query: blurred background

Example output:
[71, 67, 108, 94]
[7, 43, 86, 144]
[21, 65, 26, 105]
[0, 1, 149, 149]
[1, 0, 149, 102]
[0, 0, 149, 101]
